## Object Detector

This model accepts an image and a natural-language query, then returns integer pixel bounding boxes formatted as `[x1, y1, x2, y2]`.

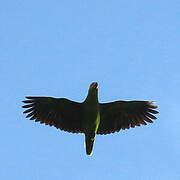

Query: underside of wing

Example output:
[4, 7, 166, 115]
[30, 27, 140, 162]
[22, 96, 83, 133]
[97, 101, 159, 135]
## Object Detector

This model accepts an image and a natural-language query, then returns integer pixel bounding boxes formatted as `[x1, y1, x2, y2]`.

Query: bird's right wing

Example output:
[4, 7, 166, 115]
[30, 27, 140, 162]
[97, 101, 159, 135]
[22, 96, 83, 133]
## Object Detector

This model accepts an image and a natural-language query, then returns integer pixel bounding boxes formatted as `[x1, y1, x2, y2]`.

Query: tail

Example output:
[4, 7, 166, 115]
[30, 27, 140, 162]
[85, 133, 95, 156]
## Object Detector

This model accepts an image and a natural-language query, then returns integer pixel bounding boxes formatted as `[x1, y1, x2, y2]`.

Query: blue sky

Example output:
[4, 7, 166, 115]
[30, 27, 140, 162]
[1, 0, 180, 179]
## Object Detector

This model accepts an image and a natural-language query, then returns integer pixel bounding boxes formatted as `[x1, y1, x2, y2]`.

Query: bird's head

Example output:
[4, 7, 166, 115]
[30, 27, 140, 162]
[89, 82, 98, 92]
[87, 82, 98, 97]
[84, 82, 99, 103]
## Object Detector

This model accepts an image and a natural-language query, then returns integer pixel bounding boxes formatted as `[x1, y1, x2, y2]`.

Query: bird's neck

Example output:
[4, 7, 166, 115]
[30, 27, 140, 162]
[84, 91, 98, 104]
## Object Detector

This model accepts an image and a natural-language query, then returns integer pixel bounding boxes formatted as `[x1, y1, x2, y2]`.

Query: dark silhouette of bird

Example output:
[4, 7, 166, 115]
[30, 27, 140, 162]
[22, 82, 159, 155]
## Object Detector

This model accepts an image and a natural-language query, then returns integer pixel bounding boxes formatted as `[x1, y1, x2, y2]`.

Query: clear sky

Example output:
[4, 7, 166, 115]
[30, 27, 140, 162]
[1, 0, 180, 179]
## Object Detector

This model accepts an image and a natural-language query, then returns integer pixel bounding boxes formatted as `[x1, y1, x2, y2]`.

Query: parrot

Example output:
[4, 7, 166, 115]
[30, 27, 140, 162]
[22, 82, 159, 156]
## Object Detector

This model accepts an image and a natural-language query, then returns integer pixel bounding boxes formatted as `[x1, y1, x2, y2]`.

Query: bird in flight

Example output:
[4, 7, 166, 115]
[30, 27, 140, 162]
[22, 82, 159, 156]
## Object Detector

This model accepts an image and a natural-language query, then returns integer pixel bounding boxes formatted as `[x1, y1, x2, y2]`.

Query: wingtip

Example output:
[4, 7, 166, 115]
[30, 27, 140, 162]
[148, 101, 159, 109]
[25, 96, 34, 99]
[22, 100, 34, 104]
[148, 101, 155, 104]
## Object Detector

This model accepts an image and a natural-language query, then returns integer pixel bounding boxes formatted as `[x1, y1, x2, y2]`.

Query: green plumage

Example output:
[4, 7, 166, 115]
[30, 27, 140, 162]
[22, 82, 159, 156]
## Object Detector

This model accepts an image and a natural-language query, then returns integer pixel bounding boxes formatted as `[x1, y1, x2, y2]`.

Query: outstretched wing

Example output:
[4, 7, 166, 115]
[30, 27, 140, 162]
[22, 96, 83, 133]
[97, 101, 158, 135]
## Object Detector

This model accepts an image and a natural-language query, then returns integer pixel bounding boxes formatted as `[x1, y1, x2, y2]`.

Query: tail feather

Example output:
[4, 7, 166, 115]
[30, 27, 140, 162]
[85, 134, 95, 156]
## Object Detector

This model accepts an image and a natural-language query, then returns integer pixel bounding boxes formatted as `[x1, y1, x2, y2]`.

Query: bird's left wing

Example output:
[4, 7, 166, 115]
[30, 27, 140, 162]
[97, 101, 158, 135]
[22, 96, 83, 133]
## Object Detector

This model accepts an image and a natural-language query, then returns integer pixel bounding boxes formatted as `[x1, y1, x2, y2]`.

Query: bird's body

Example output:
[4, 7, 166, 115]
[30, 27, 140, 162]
[82, 94, 99, 134]
[82, 86, 100, 155]
[22, 82, 159, 156]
